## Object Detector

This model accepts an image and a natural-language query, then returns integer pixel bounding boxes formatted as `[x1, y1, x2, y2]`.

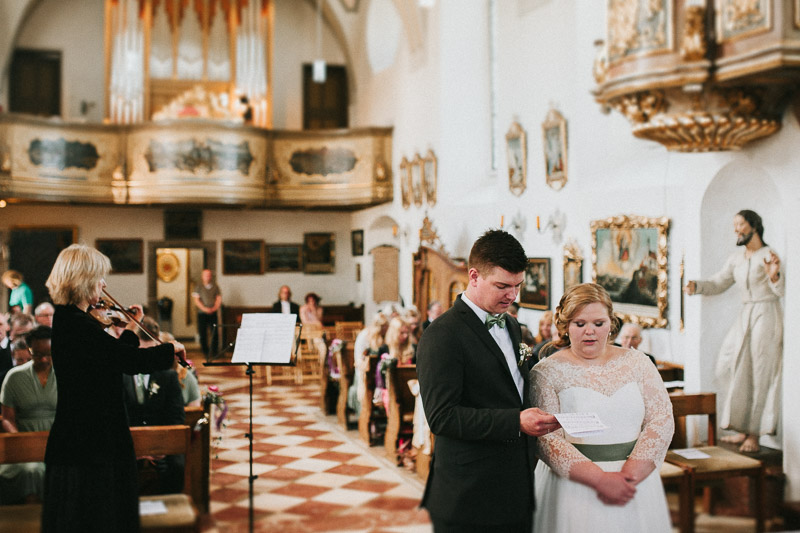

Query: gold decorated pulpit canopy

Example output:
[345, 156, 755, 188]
[0, 113, 392, 209]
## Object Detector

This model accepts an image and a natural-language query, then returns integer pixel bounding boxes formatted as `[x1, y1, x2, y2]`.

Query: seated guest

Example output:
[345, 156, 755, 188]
[508, 302, 536, 346]
[299, 292, 324, 325]
[122, 317, 186, 494]
[0, 325, 56, 504]
[422, 301, 443, 330]
[348, 312, 389, 415]
[0, 314, 35, 386]
[404, 307, 423, 344]
[34, 302, 55, 327]
[160, 331, 200, 407]
[11, 338, 31, 367]
[533, 321, 560, 361]
[2, 270, 33, 315]
[616, 322, 657, 365]
[271, 285, 300, 315]
[0, 314, 9, 382]
[533, 310, 554, 345]
[374, 318, 415, 411]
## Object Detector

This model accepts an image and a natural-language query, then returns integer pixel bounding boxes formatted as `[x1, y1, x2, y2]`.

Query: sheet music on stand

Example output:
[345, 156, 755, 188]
[232, 313, 297, 365]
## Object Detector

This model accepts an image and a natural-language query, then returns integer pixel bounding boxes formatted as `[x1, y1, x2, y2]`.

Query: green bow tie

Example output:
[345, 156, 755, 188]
[485, 313, 507, 330]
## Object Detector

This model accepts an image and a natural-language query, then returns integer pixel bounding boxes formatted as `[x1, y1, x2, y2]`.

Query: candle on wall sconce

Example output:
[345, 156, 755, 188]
[392, 224, 398, 237]
[500, 215, 505, 228]
[536, 216, 540, 230]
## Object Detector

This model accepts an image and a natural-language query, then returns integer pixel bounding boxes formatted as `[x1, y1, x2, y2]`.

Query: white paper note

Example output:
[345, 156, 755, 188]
[232, 313, 297, 364]
[139, 500, 168, 516]
[672, 448, 712, 460]
[554, 412, 609, 437]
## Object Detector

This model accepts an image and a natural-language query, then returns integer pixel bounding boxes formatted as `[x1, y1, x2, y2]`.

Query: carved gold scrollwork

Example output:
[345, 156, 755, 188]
[610, 91, 668, 123]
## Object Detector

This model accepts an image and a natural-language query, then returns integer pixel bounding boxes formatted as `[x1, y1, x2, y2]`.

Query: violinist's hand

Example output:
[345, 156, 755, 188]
[129, 304, 144, 321]
[170, 340, 188, 367]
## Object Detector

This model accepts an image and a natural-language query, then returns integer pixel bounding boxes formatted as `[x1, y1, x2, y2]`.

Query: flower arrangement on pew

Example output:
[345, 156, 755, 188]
[202, 385, 229, 460]
[327, 339, 344, 379]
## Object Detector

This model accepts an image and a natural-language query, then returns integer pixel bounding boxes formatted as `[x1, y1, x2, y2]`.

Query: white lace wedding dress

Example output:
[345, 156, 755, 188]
[531, 348, 674, 532]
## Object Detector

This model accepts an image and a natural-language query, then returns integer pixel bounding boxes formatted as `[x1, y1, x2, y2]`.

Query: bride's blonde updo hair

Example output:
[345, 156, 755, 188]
[547, 283, 619, 351]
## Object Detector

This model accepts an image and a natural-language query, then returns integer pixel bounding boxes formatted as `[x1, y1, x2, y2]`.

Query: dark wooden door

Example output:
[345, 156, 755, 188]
[9, 227, 76, 307]
[10, 49, 62, 117]
[303, 64, 348, 130]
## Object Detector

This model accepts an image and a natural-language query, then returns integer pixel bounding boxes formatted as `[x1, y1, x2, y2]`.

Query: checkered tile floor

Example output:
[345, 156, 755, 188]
[197, 364, 432, 533]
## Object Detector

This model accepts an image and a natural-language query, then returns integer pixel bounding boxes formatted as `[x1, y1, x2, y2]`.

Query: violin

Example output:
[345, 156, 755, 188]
[91, 289, 190, 368]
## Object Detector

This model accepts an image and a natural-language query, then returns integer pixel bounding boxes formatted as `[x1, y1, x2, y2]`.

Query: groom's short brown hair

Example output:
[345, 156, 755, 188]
[468, 229, 527, 276]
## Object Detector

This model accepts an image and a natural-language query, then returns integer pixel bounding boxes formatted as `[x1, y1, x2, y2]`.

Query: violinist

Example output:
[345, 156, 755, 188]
[41, 244, 186, 533]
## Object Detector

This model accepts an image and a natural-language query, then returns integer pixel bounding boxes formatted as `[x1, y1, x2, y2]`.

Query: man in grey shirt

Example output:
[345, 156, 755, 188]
[191, 269, 222, 357]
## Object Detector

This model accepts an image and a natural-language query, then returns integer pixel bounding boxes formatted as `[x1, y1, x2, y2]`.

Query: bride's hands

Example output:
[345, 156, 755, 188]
[594, 472, 637, 505]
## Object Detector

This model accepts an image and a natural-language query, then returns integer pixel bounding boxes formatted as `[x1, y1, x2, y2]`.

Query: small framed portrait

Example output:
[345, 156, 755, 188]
[563, 241, 584, 292]
[520, 258, 551, 310]
[423, 149, 437, 207]
[96, 239, 143, 274]
[351, 229, 364, 256]
[542, 109, 568, 190]
[411, 153, 424, 207]
[222, 240, 264, 275]
[591, 214, 670, 328]
[399, 157, 411, 209]
[303, 232, 336, 274]
[265, 243, 302, 272]
[506, 121, 527, 197]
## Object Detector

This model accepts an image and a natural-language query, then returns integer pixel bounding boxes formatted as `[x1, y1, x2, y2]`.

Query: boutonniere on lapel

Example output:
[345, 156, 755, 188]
[517, 343, 533, 368]
[148, 382, 160, 396]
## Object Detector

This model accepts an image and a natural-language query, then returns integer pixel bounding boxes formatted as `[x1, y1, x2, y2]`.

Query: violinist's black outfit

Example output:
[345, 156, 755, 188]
[42, 304, 174, 533]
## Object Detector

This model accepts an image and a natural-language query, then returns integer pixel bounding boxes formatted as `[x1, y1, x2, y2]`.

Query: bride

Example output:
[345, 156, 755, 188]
[531, 283, 673, 532]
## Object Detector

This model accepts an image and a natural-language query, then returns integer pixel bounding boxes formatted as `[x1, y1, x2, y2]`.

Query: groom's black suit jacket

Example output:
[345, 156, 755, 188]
[416, 295, 535, 526]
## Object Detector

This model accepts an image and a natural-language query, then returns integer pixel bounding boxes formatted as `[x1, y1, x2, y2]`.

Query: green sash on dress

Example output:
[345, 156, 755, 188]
[572, 439, 637, 462]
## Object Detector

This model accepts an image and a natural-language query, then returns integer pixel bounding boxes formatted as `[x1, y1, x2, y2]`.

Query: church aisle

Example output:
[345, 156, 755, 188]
[196, 365, 432, 533]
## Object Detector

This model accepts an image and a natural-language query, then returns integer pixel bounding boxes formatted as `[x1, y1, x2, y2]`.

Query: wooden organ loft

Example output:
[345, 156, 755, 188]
[0, 0, 392, 210]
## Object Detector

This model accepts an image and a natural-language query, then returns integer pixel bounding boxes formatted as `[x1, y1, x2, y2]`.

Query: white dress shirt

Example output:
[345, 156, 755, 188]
[461, 293, 523, 401]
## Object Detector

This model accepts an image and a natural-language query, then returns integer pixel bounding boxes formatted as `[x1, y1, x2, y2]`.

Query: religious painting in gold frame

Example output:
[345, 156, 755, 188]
[542, 109, 567, 191]
[423, 149, 437, 207]
[505, 121, 527, 197]
[399, 156, 411, 209]
[563, 240, 583, 292]
[520, 258, 550, 310]
[411, 153, 424, 207]
[591, 214, 670, 328]
[303, 233, 336, 274]
[606, 0, 673, 64]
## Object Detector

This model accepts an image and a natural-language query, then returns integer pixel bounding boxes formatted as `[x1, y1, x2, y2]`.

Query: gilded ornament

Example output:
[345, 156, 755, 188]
[681, 6, 707, 61]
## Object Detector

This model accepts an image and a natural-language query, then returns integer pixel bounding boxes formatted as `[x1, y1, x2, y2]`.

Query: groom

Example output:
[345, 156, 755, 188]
[417, 229, 559, 532]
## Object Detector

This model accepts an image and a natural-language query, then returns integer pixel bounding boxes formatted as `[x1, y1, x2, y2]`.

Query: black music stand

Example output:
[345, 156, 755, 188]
[204, 320, 302, 533]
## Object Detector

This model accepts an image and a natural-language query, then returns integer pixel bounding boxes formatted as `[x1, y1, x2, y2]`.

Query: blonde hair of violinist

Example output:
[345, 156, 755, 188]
[45, 244, 111, 306]
[384, 317, 415, 365]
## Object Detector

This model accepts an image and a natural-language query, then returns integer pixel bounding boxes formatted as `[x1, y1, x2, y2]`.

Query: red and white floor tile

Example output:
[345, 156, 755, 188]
[197, 365, 432, 533]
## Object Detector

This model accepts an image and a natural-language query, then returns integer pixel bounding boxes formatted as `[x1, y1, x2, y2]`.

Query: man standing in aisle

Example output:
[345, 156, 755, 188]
[416, 229, 559, 532]
[192, 269, 222, 357]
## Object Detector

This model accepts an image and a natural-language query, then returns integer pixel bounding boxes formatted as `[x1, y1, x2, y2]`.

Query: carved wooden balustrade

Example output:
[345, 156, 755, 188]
[0, 114, 392, 208]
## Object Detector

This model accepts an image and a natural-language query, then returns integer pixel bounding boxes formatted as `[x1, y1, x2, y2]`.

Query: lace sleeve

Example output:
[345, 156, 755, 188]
[532, 364, 592, 478]
[628, 354, 674, 467]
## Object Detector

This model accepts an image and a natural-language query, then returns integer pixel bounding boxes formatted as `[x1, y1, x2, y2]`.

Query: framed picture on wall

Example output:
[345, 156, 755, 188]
[520, 258, 550, 310]
[411, 153, 424, 207]
[96, 239, 144, 274]
[423, 149, 437, 207]
[351, 229, 364, 256]
[399, 157, 411, 209]
[303, 233, 335, 274]
[265, 244, 302, 272]
[591, 214, 670, 328]
[222, 240, 264, 275]
[542, 109, 568, 190]
[506, 121, 527, 197]
[562, 240, 583, 292]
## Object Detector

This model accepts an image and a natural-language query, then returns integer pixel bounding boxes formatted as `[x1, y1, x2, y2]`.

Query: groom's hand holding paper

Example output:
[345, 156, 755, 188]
[520, 407, 560, 437]
[553, 412, 609, 437]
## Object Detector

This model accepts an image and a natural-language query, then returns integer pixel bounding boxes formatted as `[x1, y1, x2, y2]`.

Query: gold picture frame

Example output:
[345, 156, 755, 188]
[505, 121, 527, 197]
[303, 232, 336, 274]
[423, 149, 437, 207]
[411, 153, 424, 207]
[591, 214, 670, 328]
[542, 109, 567, 191]
[563, 240, 583, 292]
[520, 258, 551, 310]
[399, 156, 411, 209]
